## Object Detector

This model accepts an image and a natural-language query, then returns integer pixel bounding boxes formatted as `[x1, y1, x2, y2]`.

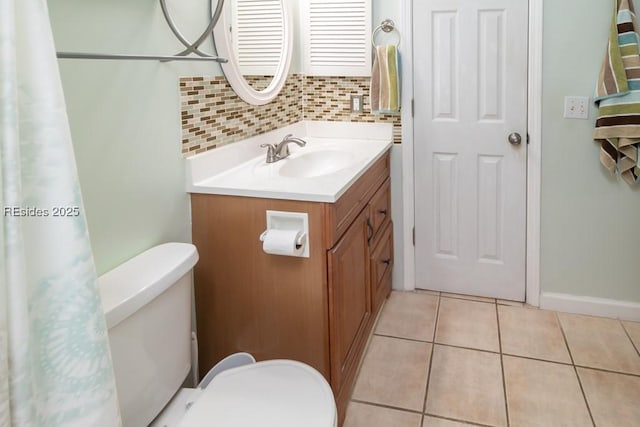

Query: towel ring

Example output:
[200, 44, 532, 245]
[372, 19, 401, 47]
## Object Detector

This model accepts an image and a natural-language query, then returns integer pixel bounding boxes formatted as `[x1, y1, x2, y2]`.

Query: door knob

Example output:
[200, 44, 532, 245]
[508, 133, 522, 145]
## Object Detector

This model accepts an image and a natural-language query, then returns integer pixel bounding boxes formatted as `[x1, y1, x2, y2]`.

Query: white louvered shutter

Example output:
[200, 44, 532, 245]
[232, 0, 284, 76]
[302, 0, 372, 76]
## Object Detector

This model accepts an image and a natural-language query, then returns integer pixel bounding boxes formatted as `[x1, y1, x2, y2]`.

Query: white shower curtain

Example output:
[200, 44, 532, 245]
[0, 0, 121, 425]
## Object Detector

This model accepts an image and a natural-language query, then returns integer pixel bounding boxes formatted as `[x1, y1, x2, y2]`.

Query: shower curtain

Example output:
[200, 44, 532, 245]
[0, 0, 121, 425]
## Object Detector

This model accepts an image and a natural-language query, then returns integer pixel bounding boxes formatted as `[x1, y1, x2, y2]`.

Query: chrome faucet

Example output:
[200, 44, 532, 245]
[260, 134, 307, 164]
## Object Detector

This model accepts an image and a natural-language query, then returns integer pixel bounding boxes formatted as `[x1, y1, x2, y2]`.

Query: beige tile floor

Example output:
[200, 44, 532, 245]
[344, 291, 640, 427]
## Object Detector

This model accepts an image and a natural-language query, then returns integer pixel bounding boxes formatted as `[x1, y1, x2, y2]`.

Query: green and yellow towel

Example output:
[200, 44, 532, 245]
[371, 45, 400, 114]
[594, 0, 640, 185]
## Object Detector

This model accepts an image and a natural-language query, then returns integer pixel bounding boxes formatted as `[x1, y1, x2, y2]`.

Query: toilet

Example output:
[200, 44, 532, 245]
[98, 242, 337, 427]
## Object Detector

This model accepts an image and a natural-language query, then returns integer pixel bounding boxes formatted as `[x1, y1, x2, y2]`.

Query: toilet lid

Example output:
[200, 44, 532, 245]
[179, 360, 336, 427]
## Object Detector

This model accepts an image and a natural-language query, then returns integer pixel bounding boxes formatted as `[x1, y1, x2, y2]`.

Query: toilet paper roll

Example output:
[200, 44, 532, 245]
[262, 229, 305, 257]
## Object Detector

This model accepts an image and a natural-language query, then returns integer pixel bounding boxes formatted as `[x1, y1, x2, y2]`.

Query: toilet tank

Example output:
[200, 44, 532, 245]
[98, 243, 199, 427]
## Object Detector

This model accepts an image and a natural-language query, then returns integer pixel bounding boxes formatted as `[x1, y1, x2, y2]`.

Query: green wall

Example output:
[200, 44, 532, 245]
[541, 0, 640, 302]
[373, 0, 401, 34]
[49, 0, 222, 275]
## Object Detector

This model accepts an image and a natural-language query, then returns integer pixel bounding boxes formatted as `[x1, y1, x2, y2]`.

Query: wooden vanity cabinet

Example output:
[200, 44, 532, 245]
[326, 176, 393, 417]
[328, 208, 372, 409]
[190, 150, 393, 425]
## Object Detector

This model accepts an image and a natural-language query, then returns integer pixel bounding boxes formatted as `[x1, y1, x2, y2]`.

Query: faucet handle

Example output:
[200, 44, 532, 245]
[260, 143, 277, 163]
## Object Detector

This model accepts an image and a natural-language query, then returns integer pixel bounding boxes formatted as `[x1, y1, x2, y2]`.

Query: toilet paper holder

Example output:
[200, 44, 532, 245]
[259, 210, 310, 258]
[259, 230, 307, 249]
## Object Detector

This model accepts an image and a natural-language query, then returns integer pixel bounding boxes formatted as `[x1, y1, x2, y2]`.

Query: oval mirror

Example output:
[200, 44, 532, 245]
[213, 0, 293, 105]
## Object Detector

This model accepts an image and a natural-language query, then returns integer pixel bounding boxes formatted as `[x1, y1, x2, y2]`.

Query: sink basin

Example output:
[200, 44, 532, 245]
[187, 121, 394, 202]
[278, 150, 357, 178]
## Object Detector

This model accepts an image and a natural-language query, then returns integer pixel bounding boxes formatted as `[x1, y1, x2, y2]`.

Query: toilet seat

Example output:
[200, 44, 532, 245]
[179, 360, 337, 427]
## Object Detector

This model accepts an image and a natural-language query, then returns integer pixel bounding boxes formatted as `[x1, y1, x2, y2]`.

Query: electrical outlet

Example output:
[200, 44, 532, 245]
[564, 96, 590, 119]
[350, 95, 363, 113]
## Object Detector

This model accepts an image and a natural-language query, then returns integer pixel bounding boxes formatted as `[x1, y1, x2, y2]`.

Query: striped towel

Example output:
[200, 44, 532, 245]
[370, 45, 400, 114]
[594, 0, 640, 185]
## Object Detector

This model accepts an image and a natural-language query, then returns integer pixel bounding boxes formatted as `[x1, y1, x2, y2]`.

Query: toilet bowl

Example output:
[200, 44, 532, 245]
[98, 243, 336, 427]
[155, 359, 336, 427]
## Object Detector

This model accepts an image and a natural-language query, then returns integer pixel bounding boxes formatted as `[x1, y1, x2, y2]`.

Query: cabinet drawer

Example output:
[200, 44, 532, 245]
[369, 178, 391, 241]
[371, 221, 393, 313]
[324, 151, 390, 247]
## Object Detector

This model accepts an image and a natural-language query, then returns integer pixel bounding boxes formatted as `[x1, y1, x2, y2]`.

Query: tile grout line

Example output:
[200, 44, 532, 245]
[555, 311, 596, 427]
[373, 331, 627, 371]
[350, 399, 493, 427]
[436, 339, 640, 377]
[500, 352, 572, 368]
[620, 320, 640, 358]
[495, 303, 510, 427]
[373, 332, 434, 344]
[440, 294, 497, 305]
[423, 412, 495, 427]
[421, 294, 442, 422]
[350, 399, 423, 416]
[575, 364, 640, 378]
[419, 290, 519, 307]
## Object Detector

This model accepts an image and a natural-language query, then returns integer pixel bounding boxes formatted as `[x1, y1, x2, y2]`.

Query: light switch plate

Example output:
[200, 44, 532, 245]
[564, 96, 590, 119]
[350, 95, 363, 113]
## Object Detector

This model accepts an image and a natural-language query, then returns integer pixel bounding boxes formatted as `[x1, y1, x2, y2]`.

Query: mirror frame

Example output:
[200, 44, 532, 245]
[212, 0, 293, 106]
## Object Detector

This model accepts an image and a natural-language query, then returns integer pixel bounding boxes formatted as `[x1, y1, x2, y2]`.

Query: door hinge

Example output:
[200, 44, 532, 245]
[412, 227, 416, 246]
[411, 99, 415, 117]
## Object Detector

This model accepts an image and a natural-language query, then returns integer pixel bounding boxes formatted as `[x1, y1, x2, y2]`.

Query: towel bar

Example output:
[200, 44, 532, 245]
[372, 19, 401, 47]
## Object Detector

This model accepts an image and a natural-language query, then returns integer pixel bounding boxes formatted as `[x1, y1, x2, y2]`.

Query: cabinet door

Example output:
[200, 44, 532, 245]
[370, 221, 394, 314]
[328, 209, 372, 395]
[301, 0, 372, 77]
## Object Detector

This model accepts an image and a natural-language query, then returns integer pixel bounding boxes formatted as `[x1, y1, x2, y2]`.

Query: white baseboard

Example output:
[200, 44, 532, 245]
[540, 292, 640, 322]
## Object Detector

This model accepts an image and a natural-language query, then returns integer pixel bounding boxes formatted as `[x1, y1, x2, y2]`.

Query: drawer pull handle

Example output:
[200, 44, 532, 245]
[382, 258, 391, 265]
[378, 209, 387, 216]
[367, 219, 374, 245]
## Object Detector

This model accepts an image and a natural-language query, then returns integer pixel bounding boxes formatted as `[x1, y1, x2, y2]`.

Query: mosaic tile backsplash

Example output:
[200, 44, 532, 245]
[302, 76, 402, 144]
[180, 73, 401, 157]
[180, 75, 302, 156]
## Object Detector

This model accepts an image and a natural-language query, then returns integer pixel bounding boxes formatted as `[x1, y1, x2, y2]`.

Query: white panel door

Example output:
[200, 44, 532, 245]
[413, 0, 528, 300]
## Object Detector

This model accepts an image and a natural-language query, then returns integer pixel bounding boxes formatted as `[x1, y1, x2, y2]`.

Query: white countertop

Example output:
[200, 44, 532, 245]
[186, 121, 393, 202]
